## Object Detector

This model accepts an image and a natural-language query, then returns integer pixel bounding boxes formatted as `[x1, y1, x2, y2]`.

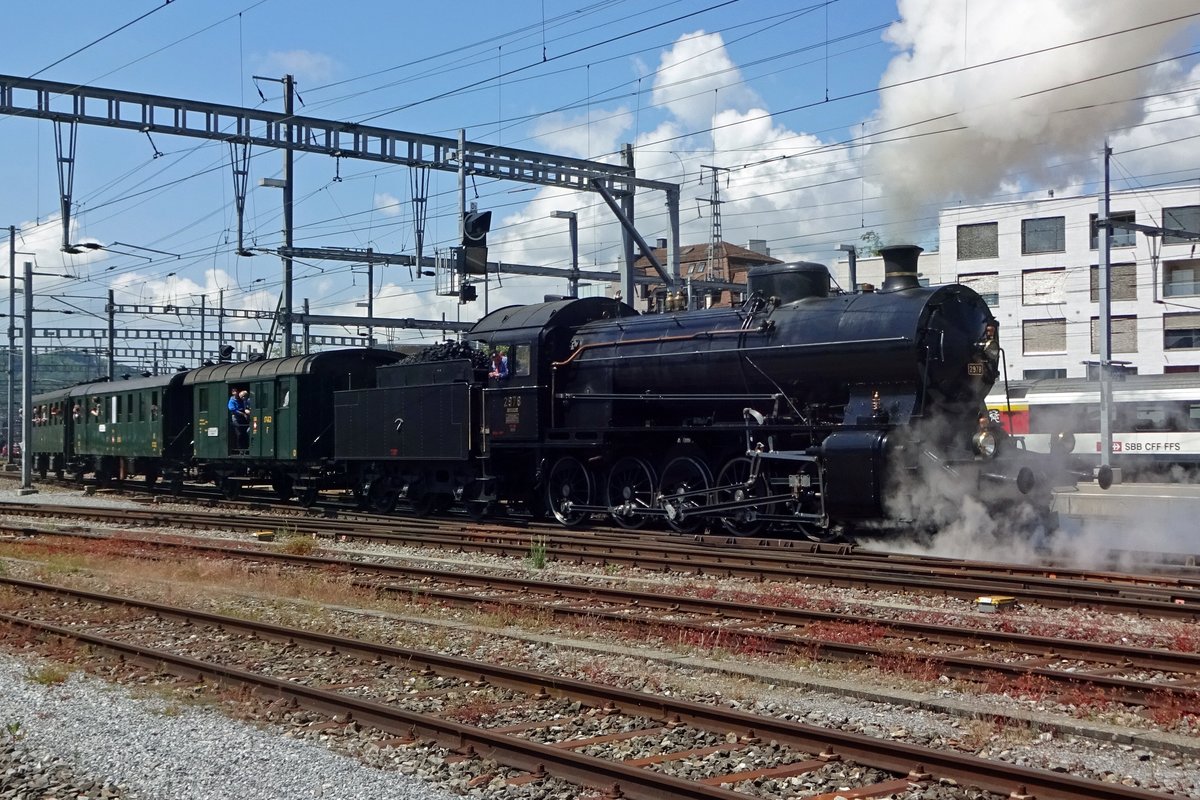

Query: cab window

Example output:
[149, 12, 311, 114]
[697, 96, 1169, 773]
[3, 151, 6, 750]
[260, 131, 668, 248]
[514, 344, 531, 378]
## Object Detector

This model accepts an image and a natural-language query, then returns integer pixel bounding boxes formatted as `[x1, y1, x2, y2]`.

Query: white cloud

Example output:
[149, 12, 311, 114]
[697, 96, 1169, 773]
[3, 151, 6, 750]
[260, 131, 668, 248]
[1, 216, 103, 284]
[532, 107, 634, 159]
[374, 192, 403, 217]
[255, 50, 338, 86]
[651, 31, 762, 130]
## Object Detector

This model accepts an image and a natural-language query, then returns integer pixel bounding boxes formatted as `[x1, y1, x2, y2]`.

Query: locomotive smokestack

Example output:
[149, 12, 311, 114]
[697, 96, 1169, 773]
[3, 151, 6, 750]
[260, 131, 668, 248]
[879, 245, 923, 291]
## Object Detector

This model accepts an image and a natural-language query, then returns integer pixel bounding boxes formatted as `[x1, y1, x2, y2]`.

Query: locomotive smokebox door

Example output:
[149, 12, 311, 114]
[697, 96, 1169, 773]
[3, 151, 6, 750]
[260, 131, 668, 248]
[484, 386, 540, 441]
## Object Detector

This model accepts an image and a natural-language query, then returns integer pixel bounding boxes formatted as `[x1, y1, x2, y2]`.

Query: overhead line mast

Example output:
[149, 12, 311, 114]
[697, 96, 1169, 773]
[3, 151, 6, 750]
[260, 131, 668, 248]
[0, 73, 683, 341]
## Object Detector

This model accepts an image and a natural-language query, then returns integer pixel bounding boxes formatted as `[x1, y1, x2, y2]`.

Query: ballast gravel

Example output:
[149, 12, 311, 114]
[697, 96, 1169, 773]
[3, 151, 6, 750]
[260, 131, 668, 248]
[0, 652, 458, 800]
[3, 485, 1199, 797]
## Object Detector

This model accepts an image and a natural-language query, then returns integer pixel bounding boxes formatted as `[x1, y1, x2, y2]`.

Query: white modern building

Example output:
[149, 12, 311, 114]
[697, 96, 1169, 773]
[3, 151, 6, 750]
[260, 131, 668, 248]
[835, 186, 1200, 380]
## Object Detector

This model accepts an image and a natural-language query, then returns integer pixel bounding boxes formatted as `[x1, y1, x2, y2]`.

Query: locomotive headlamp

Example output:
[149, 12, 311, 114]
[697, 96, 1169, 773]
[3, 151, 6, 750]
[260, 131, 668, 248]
[973, 430, 998, 459]
[1050, 431, 1076, 455]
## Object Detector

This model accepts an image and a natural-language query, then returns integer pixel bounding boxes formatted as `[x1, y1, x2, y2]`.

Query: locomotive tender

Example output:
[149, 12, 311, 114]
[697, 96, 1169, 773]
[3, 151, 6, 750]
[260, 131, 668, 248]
[32, 245, 1095, 538]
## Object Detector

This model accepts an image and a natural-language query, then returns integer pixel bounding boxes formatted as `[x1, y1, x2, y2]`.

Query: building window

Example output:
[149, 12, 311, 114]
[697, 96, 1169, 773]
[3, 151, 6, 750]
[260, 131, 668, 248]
[1021, 216, 1065, 254]
[957, 222, 998, 260]
[1164, 312, 1200, 350]
[1163, 205, 1200, 245]
[1089, 211, 1136, 249]
[1023, 368, 1067, 380]
[1022, 319, 1066, 354]
[1165, 365, 1200, 373]
[1021, 267, 1066, 305]
[957, 272, 999, 305]
[1090, 315, 1138, 353]
[1164, 258, 1200, 297]
[1089, 262, 1137, 302]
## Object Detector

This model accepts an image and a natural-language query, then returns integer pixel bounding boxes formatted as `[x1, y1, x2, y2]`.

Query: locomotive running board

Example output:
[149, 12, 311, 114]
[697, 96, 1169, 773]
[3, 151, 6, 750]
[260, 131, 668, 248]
[564, 496, 826, 527]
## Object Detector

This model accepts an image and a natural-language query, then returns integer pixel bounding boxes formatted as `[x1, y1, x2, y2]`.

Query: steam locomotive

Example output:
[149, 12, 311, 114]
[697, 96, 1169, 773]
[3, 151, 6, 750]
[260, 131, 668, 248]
[31, 245, 1099, 539]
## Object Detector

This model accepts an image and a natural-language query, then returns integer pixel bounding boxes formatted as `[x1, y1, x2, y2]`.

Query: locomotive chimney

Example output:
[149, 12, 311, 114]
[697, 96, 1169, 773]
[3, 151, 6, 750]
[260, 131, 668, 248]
[879, 244, 923, 291]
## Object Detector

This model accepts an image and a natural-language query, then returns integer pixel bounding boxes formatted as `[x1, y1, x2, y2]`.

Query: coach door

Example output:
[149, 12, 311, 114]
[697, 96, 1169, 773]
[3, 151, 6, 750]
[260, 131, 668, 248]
[247, 380, 276, 458]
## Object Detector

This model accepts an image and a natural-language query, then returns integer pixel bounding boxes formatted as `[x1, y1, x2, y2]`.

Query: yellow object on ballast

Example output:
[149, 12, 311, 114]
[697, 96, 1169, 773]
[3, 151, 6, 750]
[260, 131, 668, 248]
[253, 531, 276, 542]
[972, 595, 1017, 613]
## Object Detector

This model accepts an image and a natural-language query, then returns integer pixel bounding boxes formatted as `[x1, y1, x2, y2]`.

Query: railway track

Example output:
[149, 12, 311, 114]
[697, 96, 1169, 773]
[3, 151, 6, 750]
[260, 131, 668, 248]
[5, 523, 1198, 712]
[9, 471, 1200, 581]
[4, 498, 1200, 620]
[0, 574, 1179, 800]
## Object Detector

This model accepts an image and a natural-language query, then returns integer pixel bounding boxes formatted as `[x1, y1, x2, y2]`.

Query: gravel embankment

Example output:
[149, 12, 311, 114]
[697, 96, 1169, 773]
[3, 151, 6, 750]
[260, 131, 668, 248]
[0, 652, 459, 800]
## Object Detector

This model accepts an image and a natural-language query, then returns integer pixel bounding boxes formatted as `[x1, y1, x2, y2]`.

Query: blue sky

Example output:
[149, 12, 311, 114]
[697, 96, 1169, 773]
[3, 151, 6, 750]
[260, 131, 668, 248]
[2, 0, 1199, 356]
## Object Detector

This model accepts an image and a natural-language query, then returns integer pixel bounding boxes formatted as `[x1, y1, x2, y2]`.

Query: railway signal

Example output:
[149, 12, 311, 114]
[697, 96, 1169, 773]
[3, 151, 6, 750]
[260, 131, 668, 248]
[460, 210, 491, 275]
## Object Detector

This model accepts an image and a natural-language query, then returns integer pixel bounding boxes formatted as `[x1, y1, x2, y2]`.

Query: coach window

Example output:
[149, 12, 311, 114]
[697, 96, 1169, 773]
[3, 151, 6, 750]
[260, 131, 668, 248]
[1187, 403, 1200, 431]
[1030, 403, 1095, 435]
[1128, 404, 1172, 432]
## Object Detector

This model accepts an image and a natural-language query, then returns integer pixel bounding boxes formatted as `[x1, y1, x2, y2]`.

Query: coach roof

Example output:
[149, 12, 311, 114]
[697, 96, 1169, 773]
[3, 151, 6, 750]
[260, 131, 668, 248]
[182, 348, 401, 385]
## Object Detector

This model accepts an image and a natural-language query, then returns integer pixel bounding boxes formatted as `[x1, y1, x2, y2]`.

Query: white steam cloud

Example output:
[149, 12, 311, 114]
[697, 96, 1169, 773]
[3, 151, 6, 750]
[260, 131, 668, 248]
[869, 0, 1200, 235]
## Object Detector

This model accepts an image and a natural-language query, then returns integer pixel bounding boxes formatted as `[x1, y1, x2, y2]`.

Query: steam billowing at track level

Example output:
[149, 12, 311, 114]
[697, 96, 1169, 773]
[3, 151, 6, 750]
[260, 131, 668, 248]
[30, 245, 1107, 541]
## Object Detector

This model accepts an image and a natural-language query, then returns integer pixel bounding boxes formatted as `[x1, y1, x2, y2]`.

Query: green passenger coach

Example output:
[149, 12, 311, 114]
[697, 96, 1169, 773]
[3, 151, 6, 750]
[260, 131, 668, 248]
[182, 349, 400, 500]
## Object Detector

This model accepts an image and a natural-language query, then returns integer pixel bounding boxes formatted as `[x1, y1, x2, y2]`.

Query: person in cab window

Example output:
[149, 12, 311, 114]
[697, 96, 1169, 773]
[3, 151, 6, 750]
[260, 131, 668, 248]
[489, 350, 509, 380]
[979, 322, 1000, 361]
[228, 388, 249, 451]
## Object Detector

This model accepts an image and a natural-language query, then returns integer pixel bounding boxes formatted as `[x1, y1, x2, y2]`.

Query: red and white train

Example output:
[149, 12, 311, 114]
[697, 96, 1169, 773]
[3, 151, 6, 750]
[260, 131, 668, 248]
[986, 373, 1200, 478]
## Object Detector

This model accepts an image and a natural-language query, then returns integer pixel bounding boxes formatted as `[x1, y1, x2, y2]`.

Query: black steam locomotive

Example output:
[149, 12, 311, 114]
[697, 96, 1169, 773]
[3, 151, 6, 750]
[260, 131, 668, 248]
[332, 244, 1092, 537]
[33, 245, 1097, 538]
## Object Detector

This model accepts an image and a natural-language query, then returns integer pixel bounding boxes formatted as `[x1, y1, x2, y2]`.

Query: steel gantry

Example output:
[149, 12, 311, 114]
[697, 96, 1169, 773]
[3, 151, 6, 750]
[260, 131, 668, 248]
[0, 73, 683, 351]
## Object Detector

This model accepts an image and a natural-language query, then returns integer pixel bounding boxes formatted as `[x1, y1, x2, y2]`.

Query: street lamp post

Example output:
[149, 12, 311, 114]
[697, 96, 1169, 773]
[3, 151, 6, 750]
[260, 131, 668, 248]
[550, 211, 579, 298]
